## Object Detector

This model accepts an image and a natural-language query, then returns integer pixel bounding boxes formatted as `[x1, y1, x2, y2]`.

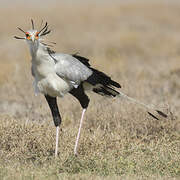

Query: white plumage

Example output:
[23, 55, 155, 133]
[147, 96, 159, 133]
[29, 38, 93, 97]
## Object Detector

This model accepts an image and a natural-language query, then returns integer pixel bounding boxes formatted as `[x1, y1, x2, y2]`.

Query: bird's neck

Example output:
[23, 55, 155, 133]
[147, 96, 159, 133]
[29, 42, 48, 59]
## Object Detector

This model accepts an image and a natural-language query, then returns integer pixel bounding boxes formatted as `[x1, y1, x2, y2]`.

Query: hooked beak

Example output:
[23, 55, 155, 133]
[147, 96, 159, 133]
[31, 36, 35, 42]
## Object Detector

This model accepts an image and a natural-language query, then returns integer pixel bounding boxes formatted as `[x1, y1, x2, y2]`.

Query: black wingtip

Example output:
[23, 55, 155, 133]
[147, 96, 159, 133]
[156, 110, 168, 118]
[148, 112, 159, 120]
[111, 81, 121, 88]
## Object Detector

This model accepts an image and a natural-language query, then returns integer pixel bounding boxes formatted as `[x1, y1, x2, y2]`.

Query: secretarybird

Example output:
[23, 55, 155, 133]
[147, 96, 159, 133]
[14, 20, 167, 157]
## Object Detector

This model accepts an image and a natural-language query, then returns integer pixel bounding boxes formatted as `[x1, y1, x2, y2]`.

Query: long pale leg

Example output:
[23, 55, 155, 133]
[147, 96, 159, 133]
[55, 126, 60, 157]
[74, 109, 86, 155]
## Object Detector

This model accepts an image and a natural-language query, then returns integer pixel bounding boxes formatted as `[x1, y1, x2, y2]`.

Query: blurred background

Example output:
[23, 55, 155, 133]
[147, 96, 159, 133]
[0, 1, 179, 178]
[0, 0, 179, 128]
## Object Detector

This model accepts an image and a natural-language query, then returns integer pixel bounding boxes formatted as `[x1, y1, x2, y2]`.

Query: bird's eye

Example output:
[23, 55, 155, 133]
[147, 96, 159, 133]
[25, 33, 30, 39]
[35, 32, 39, 38]
[35, 32, 39, 40]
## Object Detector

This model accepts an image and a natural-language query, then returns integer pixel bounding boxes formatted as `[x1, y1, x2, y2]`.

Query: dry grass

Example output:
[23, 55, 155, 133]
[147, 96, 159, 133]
[0, 0, 180, 179]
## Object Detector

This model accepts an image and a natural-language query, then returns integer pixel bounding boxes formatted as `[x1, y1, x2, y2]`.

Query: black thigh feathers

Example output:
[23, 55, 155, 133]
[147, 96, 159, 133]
[72, 54, 121, 97]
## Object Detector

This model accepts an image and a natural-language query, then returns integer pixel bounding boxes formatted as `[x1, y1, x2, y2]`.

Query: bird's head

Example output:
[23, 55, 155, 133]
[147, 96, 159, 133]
[24, 30, 40, 42]
[14, 19, 51, 44]
[14, 20, 52, 55]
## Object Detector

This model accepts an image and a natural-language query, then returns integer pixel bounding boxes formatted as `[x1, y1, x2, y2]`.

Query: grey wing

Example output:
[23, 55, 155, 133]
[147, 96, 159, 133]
[54, 53, 93, 88]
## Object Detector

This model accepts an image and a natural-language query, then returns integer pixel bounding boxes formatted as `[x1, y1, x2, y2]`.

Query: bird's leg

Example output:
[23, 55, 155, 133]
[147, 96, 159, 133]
[44, 95, 61, 157]
[69, 84, 90, 155]
[55, 126, 60, 157]
[74, 108, 86, 155]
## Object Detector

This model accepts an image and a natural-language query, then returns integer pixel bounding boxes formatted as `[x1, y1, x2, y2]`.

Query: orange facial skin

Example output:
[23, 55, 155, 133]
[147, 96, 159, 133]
[25, 32, 39, 40]
[25, 32, 31, 40]
[35, 32, 39, 40]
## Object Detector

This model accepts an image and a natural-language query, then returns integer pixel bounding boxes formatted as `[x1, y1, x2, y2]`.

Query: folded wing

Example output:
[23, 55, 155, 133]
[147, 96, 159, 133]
[53, 53, 93, 88]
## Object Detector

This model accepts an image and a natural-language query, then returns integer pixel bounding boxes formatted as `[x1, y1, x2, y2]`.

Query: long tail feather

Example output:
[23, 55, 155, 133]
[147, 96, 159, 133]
[117, 91, 167, 119]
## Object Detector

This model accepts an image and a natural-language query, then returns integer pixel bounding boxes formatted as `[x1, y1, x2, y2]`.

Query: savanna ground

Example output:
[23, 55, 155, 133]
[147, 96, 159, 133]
[0, 0, 180, 179]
